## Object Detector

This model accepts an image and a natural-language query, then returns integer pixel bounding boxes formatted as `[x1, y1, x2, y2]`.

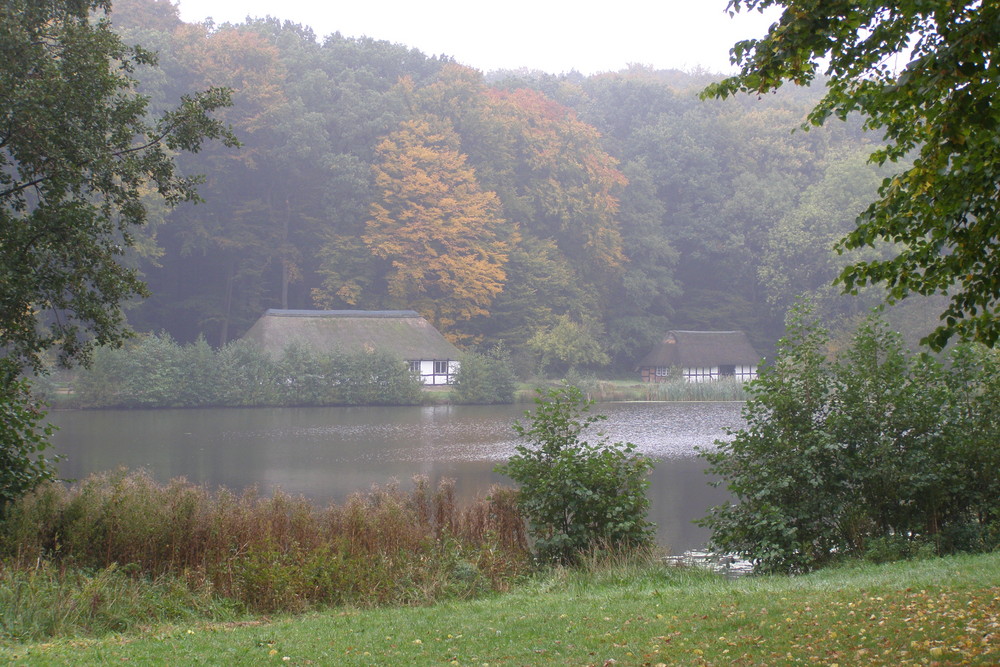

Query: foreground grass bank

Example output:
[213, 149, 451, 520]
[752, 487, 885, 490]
[4, 552, 998, 665]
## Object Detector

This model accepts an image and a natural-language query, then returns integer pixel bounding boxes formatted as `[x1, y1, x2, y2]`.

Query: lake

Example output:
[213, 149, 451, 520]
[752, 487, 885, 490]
[47, 401, 744, 554]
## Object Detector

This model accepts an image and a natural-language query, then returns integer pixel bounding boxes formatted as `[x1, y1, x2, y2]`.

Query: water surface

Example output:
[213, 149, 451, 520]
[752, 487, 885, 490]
[49, 402, 743, 553]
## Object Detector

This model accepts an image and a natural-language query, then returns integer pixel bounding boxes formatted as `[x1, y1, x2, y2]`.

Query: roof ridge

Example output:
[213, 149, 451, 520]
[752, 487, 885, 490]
[264, 309, 421, 318]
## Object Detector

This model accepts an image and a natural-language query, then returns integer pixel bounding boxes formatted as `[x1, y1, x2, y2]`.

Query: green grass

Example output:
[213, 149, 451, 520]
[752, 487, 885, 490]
[4, 552, 998, 665]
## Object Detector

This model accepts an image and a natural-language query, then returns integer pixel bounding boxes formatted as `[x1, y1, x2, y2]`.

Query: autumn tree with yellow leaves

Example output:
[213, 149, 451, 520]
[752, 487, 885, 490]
[364, 116, 509, 342]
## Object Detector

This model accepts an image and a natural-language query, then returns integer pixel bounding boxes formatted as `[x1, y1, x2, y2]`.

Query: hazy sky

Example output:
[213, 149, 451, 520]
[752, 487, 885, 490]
[174, 0, 781, 76]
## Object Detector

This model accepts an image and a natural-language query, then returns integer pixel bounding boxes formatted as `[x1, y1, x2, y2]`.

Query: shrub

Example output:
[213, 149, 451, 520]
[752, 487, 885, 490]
[216, 340, 281, 406]
[698, 303, 844, 573]
[699, 303, 1000, 574]
[334, 349, 423, 406]
[454, 343, 517, 404]
[176, 336, 219, 406]
[276, 342, 328, 406]
[496, 385, 654, 564]
[73, 338, 424, 408]
[74, 344, 129, 407]
[119, 333, 186, 407]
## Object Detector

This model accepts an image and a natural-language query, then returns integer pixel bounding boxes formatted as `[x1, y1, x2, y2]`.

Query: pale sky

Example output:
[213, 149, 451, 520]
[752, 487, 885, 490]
[173, 0, 781, 76]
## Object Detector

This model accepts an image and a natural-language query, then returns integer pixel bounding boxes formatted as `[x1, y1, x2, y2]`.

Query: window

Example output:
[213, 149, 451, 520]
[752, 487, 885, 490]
[655, 366, 669, 377]
[684, 367, 714, 382]
[719, 364, 736, 377]
[433, 360, 448, 375]
[408, 360, 421, 373]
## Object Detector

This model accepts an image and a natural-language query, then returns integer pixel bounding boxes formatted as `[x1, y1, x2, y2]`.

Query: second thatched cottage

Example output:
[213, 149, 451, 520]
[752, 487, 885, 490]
[242, 309, 461, 385]
[636, 330, 760, 383]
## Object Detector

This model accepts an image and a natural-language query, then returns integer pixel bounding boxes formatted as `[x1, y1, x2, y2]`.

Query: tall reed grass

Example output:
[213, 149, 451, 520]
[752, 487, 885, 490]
[611, 378, 748, 401]
[0, 469, 530, 631]
[519, 379, 749, 403]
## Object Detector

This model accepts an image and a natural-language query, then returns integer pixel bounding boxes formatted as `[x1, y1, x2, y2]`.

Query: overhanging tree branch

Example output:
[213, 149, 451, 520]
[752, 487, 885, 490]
[706, 1, 999, 349]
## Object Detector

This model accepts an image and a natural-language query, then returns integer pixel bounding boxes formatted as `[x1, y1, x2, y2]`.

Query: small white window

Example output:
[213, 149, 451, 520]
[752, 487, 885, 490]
[408, 361, 421, 373]
[433, 360, 448, 375]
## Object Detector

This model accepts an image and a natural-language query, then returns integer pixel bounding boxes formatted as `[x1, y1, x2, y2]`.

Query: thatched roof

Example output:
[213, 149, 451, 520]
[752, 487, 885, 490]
[637, 330, 760, 368]
[242, 310, 461, 360]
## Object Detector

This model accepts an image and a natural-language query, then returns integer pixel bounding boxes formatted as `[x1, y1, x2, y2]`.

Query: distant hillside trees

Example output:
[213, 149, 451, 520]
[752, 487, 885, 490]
[106, 0, 945, 373]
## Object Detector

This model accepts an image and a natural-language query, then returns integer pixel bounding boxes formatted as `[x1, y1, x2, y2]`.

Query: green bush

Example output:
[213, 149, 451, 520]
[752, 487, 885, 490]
[496, 385, 654, 564]
[334, 348, 423, 406]
[699, 303, 1000, 574]
[119, 333, 186, 407]
[454, 343, 517, 404]
[176, 336, 219, 406]
[216, 339, 281, 406]
[276, 342, 328, 405]
[74, 344, 129, 407]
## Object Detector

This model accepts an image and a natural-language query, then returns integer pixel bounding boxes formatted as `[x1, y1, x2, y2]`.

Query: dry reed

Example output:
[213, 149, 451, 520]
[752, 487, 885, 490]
[1, 469, 530, 613]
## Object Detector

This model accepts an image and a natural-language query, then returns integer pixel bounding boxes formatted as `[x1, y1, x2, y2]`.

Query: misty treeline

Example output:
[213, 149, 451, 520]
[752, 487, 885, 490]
[108, 0, 934, 369]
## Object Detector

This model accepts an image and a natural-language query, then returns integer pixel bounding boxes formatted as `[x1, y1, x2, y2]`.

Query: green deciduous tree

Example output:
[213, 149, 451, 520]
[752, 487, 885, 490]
[0, 0, 235, 504]
[698, 302, 841, 573]
[0, 0, 236, 372]
[707, 0, 1000, 349]
[0, 369, 57, 509]
[527, 314, 611, 376]
[758, 148, 892, 320]
[453, 343, 517, 405]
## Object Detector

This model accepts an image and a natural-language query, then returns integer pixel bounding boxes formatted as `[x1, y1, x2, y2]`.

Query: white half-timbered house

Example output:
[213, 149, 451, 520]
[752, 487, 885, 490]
[242, 309, 460, 385]
[636, 330, 759, 383]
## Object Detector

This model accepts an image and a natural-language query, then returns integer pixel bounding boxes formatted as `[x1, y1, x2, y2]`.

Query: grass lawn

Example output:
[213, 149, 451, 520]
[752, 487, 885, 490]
[3, 552, 998, 665]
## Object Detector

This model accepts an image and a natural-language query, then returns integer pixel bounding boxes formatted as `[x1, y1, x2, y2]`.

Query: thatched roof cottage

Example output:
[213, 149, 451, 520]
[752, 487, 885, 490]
[242, 309, 461, 385]
[636, 330, 760, 383]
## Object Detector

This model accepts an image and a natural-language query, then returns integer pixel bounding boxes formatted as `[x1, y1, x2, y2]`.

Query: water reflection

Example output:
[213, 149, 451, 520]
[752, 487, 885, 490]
[48, 402, 744, 554]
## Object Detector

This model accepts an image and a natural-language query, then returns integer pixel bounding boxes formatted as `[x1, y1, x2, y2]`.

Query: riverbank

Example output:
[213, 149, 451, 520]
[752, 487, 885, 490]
[4, 552, 997, 665]
[43, 373, 749, 409]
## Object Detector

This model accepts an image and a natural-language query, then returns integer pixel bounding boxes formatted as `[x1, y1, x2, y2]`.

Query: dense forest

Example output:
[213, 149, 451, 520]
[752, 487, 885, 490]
[106, 0, 940, 373]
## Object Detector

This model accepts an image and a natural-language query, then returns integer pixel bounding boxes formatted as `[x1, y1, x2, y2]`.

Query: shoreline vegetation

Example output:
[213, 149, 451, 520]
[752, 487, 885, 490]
[2, 542, 997, 664]
[45, 378, 750, 410]
[2, 469, 998, 665]
[36, 332, 750, 410]
[1, 470, 530, 624]
[18, 325, 998, 660]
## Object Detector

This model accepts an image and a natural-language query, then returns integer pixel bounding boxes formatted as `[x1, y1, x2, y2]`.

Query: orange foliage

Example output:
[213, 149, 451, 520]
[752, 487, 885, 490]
[175, 24, 288, 141]
[365, 116, 509, 341]
[483, 88, 627, 273]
